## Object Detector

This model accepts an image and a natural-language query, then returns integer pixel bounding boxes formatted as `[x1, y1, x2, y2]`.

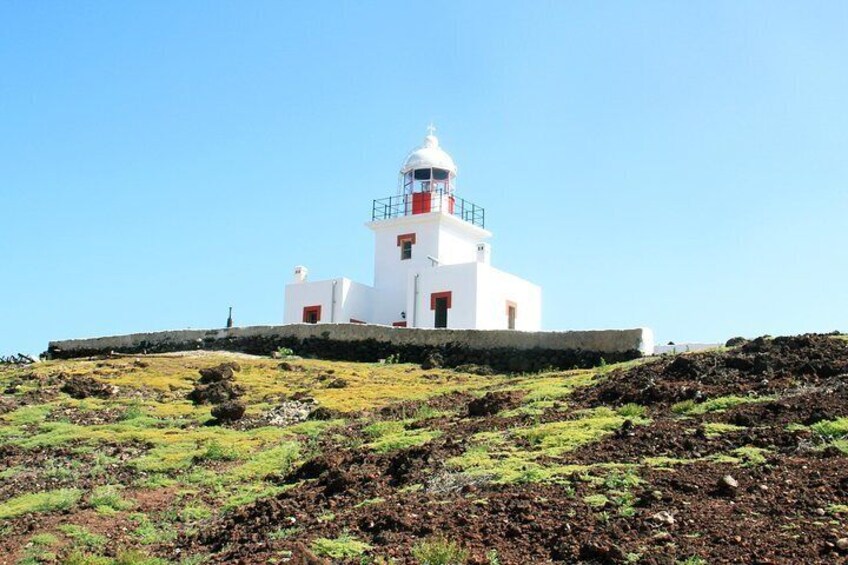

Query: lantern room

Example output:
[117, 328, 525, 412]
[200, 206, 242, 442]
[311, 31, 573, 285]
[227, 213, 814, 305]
[398, 127, 458, 216]
[400, 128, 457, 195]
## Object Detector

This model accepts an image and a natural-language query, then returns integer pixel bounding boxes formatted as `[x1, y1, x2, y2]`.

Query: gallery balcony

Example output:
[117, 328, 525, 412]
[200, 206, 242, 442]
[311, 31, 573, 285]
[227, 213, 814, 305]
[371, 189, 485, 228]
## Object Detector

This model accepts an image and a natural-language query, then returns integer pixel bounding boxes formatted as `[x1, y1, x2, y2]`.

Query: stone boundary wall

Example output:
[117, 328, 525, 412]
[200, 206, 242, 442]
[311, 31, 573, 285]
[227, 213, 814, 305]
[47, 324, 654, 373]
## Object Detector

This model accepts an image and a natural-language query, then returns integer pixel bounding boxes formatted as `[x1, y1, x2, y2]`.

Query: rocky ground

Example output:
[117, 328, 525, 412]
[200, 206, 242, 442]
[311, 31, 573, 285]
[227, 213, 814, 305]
[1, 335, 847, 564]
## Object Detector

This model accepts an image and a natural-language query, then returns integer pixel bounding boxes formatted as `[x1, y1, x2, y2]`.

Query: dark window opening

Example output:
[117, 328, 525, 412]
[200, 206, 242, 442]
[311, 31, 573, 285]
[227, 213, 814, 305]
[401, 240, 412, 260]
[433, 168, 449, 180]
[507, 305, 517, 330]
[302, 306, 321, 324]
[434, 298, 448, 328]
[413, 168, 431, 180]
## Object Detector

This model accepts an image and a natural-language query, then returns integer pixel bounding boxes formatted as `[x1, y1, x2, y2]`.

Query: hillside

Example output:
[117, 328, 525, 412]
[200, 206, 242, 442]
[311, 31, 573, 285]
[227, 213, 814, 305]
[1, 335, 847, 564]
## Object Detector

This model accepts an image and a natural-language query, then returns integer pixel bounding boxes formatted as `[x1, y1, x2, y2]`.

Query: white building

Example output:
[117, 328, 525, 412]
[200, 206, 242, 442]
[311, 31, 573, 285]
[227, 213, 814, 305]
[284, 129, 542, 330]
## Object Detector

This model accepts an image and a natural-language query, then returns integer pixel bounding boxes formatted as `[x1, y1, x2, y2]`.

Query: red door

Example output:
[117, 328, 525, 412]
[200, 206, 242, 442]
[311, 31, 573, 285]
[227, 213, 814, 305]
[412, 192, 431, 215]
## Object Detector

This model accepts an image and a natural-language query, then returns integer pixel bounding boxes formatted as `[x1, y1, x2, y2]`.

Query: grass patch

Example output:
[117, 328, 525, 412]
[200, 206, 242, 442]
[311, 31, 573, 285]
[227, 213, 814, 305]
[311, 533, 372, 559]
[583, 494, 610, 508]
[449, 407, 646, 484]
[224, 441, 299, 483]
[89, 485, 134, 513]
[364, 420, 442, 453]
[195, 440, 241, 462]
[516, 407, 649, 456]
[411, 536, 469, 565]
[616, 403, 647, 419]
[712, 446, 771, 467]
[0, 488, 82, 519]
[130, 513, 178, 545]
[702, 422, 746, 437]
[672, 395, 772, 415]
[59, 524, 107, 549]
[811, 417, 848, 439]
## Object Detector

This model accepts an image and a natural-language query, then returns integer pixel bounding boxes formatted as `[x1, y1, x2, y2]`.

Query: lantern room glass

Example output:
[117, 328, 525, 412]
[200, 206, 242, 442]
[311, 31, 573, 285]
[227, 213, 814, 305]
[402, 168, 454, 194]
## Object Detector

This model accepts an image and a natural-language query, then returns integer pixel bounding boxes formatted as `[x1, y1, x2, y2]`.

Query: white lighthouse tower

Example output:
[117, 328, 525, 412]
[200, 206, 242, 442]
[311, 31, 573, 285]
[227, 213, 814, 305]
[284, 128, 541, 330]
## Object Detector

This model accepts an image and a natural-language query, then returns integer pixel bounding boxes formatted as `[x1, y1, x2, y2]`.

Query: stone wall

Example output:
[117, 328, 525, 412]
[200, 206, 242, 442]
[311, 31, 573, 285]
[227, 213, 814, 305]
[47, 324, 654, 373]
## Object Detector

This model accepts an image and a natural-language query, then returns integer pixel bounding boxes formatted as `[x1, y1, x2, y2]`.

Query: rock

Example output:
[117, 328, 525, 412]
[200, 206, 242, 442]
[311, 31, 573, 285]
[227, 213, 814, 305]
[652, 531, 673, 543]
[578, 542, 626, 563]
[188, 381, 243, 405]
[467, 391, 524, 417]
[210, 400, 246, 422]
[836, 538, 848, 552]
[266, 401, 316, 427]
[198, 362, 240, 384]
[60, 375, 118, 399]
[652, 510, 676, 527]
[725, 336, 749, 347]
[454, 364, 495, 376]
[815, 507, 827, 516]
[307, 406, 342, 421]
[279, 361, 306, 372]
[325, 378, 349, 389]
[717, 474, 739, 496]
[732, 413, 755, 427]
[420, 351, 444, 370]
[285, 455, 336, 482]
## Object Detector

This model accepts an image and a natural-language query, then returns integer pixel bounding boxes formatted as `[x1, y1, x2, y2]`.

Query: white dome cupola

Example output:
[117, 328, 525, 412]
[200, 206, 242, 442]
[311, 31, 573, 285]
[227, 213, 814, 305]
[400, 126, 456, 195]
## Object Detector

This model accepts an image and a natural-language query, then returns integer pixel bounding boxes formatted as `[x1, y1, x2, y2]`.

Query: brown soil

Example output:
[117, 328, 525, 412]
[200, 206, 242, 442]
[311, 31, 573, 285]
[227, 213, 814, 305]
[175, 334, 848, 564]
[3, 334, 848, 564]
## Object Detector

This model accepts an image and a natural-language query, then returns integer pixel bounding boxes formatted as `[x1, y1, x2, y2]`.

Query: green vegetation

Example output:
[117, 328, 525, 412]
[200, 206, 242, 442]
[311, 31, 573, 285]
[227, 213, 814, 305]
[0, 488, 82, 519]
[702, 422, 746, 437]
[712, 446, 771, 467]
[89, 485, 134, 513]
[672, 395, 773, 415]
[617, 403, 647, 419]
[411, 536, 469, 565]
[517, 407, 649, 455]
[584, 493, 610, 508]
[59, 524, 108, 549]
[677, 557, 708, 565]
[310, 533, 373, 559]
[810, 417, 848, 439]
[364, 420, 442, 453]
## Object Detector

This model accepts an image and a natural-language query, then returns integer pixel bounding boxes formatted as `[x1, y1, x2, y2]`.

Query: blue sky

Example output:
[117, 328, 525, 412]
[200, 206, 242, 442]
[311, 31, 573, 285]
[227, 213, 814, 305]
[1, 1, 846, 355]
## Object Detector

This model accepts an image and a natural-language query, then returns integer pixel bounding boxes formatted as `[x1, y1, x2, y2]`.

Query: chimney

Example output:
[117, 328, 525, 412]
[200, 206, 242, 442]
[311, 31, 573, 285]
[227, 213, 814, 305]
[476, 243, 491, 265]
[293, 266, 308, 283]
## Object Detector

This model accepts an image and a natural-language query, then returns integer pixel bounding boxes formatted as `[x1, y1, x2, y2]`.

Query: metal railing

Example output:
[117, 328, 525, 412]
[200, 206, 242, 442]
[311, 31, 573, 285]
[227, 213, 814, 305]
[371, 189, 485, 228]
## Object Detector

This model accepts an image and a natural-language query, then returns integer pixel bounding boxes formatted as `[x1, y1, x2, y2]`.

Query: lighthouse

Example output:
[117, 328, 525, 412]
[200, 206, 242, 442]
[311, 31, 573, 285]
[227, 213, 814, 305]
[284, 128, 541, 330]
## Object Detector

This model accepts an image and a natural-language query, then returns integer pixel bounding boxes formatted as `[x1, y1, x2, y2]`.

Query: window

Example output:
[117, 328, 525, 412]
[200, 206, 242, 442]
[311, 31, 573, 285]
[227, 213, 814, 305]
[433, 168, 449, 181]
[302, 305, 321, 324]
[397, 233, 416, 260]
[413, 168, 431, 180]
[506, 301, 517, 330]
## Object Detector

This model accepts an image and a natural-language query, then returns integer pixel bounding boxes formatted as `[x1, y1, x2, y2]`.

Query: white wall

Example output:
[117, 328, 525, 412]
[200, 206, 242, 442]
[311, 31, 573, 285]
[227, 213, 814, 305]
[654, 343, 721, 355]
[284, 279, 335, 324]
[341, 280, 375, 323]
[368, 212, 490, 326]
[284, 278, 376, 325]
[403, 263, 541, 331]
[406, 262, 480, 329]
[437, 221, 482, 265]
[475, 265, 542, 331]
